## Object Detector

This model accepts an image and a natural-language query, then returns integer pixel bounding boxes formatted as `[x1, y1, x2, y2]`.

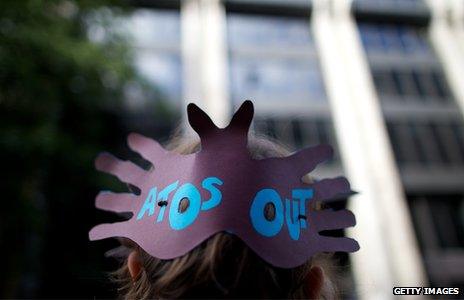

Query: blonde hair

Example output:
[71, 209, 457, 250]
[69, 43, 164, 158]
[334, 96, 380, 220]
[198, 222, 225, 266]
[112, 132, 340, 299]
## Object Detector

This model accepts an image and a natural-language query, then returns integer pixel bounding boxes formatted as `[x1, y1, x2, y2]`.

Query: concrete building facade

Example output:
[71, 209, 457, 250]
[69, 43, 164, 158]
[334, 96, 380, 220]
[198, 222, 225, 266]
[125, 0, 464, 298]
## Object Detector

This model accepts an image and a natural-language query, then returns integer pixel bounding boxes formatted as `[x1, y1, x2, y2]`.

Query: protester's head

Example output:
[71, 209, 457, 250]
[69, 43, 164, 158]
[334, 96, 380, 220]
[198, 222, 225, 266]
[112, 134, 339, 299]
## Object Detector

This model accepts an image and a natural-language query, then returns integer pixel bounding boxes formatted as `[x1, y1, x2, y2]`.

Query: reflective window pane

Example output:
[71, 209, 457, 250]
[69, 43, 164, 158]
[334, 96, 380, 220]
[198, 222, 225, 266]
[409, 195, 464, 250]
[358, 23, 430, 55]
[230, 56, 325, 102]
[254, 117, 339, 164]
[228, 14, 326, 106]
[134, 51, 182, 99]
[228, 15, 313, 49]
[124, 9, 182, 105]
[228, 13, 333, 157]
[386, 120, 464, 167]
[359, 21, 464, 169]
[125, 9, 180, 48]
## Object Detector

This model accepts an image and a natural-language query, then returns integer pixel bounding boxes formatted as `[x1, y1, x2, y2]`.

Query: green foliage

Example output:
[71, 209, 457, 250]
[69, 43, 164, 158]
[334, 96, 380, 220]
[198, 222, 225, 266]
[0, 0, 176, 297]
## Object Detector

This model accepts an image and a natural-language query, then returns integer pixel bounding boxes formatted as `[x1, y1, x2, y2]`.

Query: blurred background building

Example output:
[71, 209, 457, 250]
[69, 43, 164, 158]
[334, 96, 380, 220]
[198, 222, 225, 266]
[122, 0, 464, 298]
[1, 0, 463, 298]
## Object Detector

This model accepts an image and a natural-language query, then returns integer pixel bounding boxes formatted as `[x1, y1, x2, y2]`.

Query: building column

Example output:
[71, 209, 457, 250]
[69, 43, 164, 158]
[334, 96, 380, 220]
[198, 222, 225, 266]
[425, 0, 464, 119]
[449, 0, 464, 53]
[311, 0, 427, 298]
[181, 0, 231, 130]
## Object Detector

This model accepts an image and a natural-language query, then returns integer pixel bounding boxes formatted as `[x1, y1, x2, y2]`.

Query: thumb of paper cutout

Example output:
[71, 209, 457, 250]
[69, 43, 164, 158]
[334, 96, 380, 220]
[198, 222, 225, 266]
[89, 100, 359, 268]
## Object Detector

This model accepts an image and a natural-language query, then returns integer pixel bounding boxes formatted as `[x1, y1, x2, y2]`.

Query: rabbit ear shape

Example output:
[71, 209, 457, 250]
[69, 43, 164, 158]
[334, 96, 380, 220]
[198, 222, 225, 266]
[187, 103, 219, 138]
[227, 100, 254, 134]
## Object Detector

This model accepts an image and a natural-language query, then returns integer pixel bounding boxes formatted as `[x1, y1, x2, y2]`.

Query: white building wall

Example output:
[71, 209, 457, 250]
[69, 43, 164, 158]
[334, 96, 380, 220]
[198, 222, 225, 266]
[181, 0, 231, 130]
[311, 0, 427, 298]
[426, 0, 464, 122]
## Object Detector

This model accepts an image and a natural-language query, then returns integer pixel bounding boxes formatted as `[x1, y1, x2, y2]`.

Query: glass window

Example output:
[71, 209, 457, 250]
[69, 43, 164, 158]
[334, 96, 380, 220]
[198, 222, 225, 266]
[373, 70, 397, 97]
[431, 197, 464, 248]
[386, 122, 406, 164]
[228, 15, 313, 49]
[452, 122, 464, 156]
[358, 24, 383, 53]
[228, 14, 326, 106]
[124, 9, 182, 106]
[372, 68, 453, 103]
[391, 70, 405, 97]
[380, 25, 404, 53]
[411, 70, 426, 98]
[253, 117, 339, 164]
[431, 71, 451, 100]
[399, 71, 421, 98]
[408, 194, 464, 288]
[134, 51, 182, 100]
[230, 57, 325, 103]
[358, 23, 430, 55]
[386, 120, 464, 167]
[409, 195, 464, 250]
[126, 9, 180, 48]
[407, 122, 428, 164]
[359, 21, 464, 168]
[354, 0, 428, 15]
[228, 13, 337, 165]
[357, 0, 423, 3]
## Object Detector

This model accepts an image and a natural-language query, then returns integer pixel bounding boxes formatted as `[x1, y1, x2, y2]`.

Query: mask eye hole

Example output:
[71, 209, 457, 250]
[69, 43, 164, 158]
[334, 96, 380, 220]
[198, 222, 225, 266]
[179, 197, 190, 213]
[264, 202, 276, 221]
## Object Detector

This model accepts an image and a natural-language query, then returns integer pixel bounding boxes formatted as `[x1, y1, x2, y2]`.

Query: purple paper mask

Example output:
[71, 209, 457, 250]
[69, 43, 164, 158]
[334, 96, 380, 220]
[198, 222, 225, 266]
[89, 100, 359, 268]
